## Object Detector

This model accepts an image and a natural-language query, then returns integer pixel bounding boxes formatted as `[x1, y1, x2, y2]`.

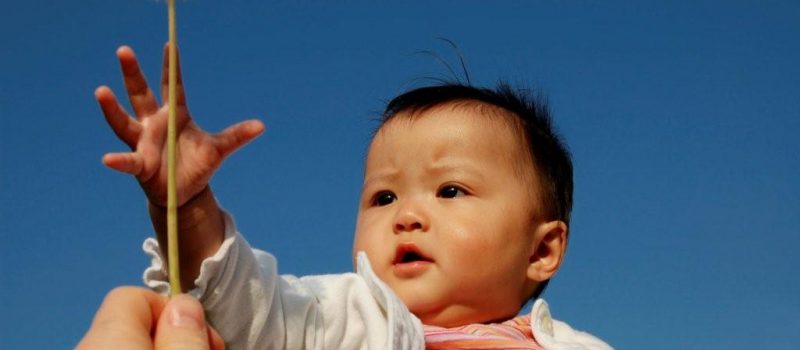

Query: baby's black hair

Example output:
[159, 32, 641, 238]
[379, 82, 574, 299]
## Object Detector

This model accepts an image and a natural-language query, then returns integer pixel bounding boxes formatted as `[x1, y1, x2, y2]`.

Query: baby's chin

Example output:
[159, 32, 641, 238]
[407, 300, 517, 328]
[395, 293, 453, 326]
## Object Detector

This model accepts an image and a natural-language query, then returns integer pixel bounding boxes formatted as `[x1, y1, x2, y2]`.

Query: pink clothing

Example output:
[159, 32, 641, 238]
[424, 315, 545, 350]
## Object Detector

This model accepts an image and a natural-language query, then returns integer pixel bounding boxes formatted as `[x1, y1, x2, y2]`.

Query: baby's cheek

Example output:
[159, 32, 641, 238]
[352, 223, 370, 251]
[352, 232, 384, 264]
[451, 227, 494, 254]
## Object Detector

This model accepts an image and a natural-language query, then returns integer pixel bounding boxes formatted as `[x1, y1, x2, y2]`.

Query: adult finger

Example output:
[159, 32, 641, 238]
[154, 294, 221, 350]
[96, 86, 142, 148]
[207, 326, 226, 350]
[159, 43, 188, 114]
[214, 119, 266, 159]
[76, 287, 167, 350]
[117, 46, 160, 118]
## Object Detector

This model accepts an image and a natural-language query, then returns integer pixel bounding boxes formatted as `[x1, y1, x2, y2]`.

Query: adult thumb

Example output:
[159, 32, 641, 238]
[154, 294, 224, 350]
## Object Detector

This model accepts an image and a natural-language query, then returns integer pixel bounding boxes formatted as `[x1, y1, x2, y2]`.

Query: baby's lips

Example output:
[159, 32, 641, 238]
[393, 242, 434, 264]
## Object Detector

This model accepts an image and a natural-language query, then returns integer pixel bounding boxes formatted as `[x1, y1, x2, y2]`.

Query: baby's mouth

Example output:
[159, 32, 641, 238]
[393, 243, 434, 265]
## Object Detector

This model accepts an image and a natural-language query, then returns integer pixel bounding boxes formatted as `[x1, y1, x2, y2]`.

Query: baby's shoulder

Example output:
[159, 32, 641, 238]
[530, 299, 613, 350]
[279, 271, 376, 307]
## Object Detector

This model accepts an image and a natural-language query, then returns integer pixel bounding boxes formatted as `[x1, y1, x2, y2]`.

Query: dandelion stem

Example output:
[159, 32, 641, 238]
[166, 0, 181, 296]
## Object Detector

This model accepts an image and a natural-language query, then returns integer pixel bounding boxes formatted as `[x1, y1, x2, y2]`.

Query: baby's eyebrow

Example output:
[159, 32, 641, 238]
[362, 169, 399, 189]
[426, 162, 486, 181]
[361, 161, 487, 189]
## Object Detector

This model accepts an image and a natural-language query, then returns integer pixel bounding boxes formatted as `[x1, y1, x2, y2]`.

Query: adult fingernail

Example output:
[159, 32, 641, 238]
[166, 294, 204, 329]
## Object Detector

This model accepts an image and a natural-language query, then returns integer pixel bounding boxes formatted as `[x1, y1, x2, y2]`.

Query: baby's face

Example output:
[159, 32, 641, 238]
[353, 104, 542, 327]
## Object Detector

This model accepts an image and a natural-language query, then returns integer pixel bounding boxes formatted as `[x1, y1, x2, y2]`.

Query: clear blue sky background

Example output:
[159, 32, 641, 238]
[1, 1, 798, 348]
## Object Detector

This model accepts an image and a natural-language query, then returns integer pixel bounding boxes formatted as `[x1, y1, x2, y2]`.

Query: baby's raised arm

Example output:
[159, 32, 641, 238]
[96, 45, 264, 291]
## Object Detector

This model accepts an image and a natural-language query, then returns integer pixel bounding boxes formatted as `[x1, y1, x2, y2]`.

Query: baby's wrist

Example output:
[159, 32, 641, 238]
[148, 186, 218, 230]
[149, 186, 224, 290]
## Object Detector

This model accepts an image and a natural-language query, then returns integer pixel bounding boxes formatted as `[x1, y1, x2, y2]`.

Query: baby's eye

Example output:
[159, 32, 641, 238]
[372, 191, 397, 206]
[438, 185, 466, 199]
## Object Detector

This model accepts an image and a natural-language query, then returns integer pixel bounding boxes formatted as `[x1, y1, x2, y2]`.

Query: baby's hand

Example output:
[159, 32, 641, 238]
[96, 45, 264, 207]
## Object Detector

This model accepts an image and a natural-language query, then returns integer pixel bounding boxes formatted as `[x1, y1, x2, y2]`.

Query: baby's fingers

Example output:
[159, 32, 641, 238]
[117, 46, 160, 117]
[102, 152, 144, 176]
[214, 120, 266, 159]
[96, 86, 142, 149]
[160, 43, 187, 113]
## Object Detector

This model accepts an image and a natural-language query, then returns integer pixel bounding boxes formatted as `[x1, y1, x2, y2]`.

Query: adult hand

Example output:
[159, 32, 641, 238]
[77, 287, 225, 350]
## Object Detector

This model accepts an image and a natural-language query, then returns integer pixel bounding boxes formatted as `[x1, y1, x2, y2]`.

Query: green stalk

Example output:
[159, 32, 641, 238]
[166, 0, 181, 296]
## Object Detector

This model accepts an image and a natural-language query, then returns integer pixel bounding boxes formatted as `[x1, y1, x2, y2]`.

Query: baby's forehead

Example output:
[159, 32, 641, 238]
[369, 102, 536, 174]
[364, 100, 544, 208]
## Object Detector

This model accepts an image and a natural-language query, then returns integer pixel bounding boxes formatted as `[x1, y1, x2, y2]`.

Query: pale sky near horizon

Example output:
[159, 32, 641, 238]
[1, 1, 798, 348]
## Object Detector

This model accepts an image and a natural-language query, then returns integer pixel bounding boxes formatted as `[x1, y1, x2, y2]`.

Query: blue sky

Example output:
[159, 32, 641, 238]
[1, 1, 798, 348]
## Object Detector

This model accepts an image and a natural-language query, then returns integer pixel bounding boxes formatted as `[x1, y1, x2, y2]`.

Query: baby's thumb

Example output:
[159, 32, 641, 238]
[154, 294, 224, 350]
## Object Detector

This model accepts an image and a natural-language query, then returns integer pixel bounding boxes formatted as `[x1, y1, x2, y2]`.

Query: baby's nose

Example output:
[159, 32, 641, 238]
[392, 202, 429, 233]
[395, 220, 423, 232]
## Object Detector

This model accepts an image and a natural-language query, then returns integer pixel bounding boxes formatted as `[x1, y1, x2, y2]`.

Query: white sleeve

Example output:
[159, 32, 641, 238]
[143, 210, 307, 350]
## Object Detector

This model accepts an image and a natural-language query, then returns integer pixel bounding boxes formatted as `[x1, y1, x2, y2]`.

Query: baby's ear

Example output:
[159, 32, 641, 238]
[527, 220, 568, 282]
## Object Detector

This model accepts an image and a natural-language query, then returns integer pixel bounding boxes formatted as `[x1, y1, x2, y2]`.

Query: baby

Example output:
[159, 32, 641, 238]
[97, 46, 611, 350]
